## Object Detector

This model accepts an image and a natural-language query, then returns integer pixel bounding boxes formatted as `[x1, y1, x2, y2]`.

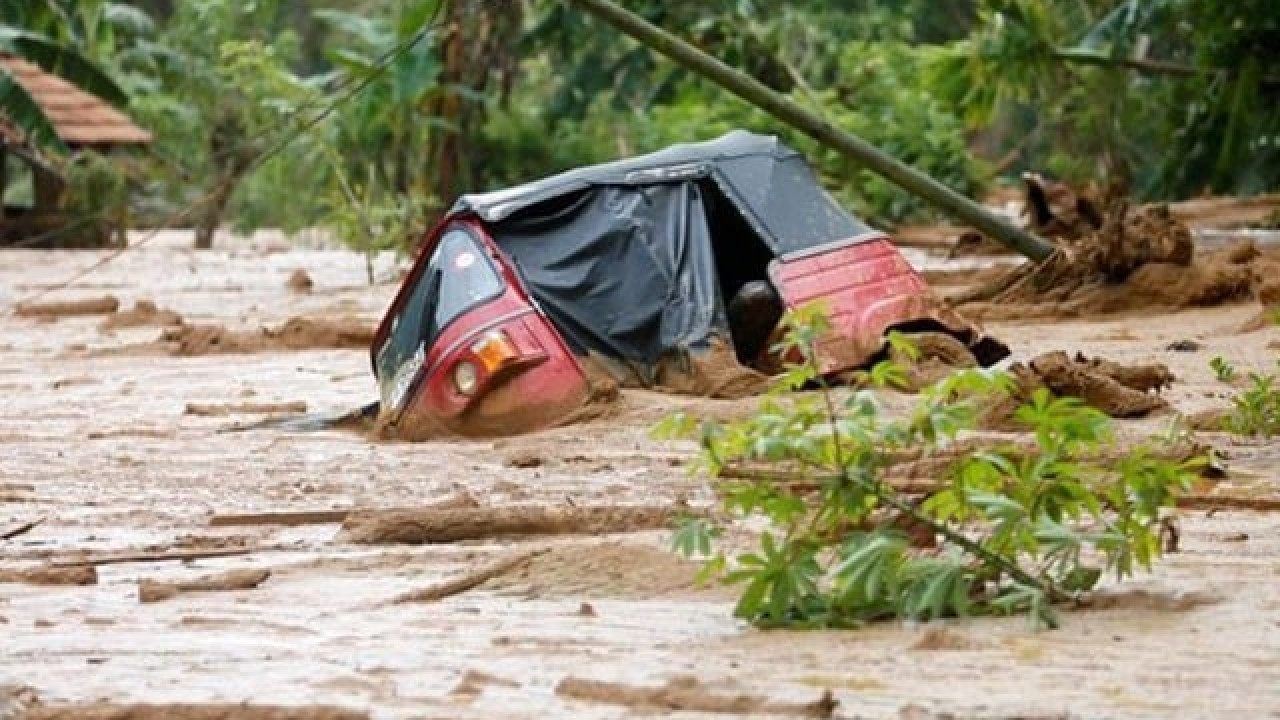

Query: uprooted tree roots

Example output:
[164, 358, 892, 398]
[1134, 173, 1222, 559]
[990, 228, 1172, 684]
[983, 351, 1175, 424]
[886, 332, 979, 391]
[879, 339, 1173, 421]
[954, 193, 1276, 319]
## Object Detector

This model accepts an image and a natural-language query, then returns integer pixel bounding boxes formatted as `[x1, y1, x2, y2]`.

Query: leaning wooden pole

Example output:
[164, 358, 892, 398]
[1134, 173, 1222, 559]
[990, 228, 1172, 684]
[564, 0, 1055, 263]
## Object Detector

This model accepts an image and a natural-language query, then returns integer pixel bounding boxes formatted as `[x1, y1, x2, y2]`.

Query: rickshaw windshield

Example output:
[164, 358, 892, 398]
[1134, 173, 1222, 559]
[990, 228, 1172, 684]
[376, 227, 504, 409]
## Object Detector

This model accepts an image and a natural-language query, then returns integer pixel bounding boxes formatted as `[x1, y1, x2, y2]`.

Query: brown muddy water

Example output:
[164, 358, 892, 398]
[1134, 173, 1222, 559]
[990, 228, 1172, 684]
[1, 231, 1278, 719]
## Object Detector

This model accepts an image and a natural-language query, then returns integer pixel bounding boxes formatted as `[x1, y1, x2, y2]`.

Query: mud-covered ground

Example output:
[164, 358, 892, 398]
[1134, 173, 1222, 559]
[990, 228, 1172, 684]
[2, 231, 1278, 720]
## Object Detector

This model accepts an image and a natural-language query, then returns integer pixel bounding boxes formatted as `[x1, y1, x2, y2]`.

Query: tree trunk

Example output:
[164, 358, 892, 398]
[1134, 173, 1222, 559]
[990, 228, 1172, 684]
[193, 179, 238, 250]
[422, 0, 476, 211]
[421, 0, 523, 223]
[565, 0, 1055, 262]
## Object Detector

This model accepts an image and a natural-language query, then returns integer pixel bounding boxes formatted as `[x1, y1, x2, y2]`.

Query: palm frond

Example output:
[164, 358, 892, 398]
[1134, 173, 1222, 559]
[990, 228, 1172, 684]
[103, 3, 156, 37]
[0, 63, 66, 151]
[0, 27, 128, 107]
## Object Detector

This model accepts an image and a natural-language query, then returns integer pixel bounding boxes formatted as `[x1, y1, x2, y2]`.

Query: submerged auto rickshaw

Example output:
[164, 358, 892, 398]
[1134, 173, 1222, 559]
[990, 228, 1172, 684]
[371, 131, 1006, 438]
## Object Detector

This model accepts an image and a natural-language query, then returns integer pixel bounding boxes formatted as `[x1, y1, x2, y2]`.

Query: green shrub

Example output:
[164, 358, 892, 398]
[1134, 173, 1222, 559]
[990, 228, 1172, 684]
[659, 305, 1200, 630]
[631, 41, 981, 227]
[1213, 358, 1280, 438]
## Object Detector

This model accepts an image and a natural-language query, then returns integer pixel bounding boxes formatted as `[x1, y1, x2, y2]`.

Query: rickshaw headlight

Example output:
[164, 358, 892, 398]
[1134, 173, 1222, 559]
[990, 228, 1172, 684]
[453, 361, 478, 395]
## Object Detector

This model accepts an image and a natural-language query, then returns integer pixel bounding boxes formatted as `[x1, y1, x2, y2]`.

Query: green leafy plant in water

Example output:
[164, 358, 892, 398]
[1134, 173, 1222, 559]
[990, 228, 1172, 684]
[1210, 356, 1236, 384]
[657, 304, 1199, 630]
[1215, 357, 1280, 438]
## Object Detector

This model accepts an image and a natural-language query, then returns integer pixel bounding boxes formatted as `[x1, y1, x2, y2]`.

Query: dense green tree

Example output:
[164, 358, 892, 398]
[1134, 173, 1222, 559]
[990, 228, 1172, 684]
[517, 0, 982, 224]
[132, 0, 312, 247]
[930, 0, 1279, 197]
[38, 0, 1273, 249]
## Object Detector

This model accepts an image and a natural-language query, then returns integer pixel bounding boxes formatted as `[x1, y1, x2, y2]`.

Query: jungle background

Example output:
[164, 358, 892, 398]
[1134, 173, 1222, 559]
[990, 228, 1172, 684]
[3, 0, 1277, 250]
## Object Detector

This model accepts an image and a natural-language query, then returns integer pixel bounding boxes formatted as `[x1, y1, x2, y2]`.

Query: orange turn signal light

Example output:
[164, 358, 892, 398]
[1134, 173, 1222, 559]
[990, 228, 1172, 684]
[470, 331, 518, 373]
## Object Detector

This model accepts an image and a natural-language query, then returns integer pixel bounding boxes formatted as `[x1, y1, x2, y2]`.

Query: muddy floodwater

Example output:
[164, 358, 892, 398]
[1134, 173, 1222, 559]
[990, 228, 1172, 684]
[2, 231, 1279, 719]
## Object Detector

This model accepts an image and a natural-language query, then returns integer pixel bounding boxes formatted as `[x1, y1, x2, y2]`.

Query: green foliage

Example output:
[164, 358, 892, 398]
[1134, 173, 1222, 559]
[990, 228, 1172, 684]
[59, 150, 129, 222]
[0, 11, 131, 152]
[657, 307, 1197, 630]
[933, 0, 1280, 197]
[1214, 358, 1280, 438]
[0, 0, 161, 154]
[488, 2, 984, 226]
[319, 160, 427, 281]
[51, 149, 136, 246]
[312, 3, 442, 198]
[475, 79, 617, 190]
[211, 38, 324, 232]
[21, 1, 1272, 249]
[120, 0, 445, 250]
[1210, 356, 1236, 383]
[2, 0, 155, 63]
[1146, 0, 1280, 197]
[127, 4, 337, 244]
[629, 41, 980, 225]
[0, 64, 63, 151]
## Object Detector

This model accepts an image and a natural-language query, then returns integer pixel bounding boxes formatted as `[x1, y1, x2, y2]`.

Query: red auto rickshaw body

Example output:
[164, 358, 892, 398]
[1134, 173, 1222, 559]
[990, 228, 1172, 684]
[768, 233, 1006, 374]
[370, 216, 590, 439]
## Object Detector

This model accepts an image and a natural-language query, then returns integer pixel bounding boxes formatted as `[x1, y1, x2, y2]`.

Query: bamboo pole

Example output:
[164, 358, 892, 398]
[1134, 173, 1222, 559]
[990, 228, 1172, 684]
[564, 0, 1055, 262]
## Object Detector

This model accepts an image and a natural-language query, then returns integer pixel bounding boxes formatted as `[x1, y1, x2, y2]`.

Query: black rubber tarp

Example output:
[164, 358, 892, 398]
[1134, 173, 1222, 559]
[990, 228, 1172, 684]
[488, 182, 723, 374]
[449, 130, 874, 376]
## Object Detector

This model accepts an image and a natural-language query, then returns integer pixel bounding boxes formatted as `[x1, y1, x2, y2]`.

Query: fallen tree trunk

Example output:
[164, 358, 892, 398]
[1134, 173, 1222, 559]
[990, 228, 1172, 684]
[1, 516, 44, 540]
[556, 675, 836, 718]
[50, 547, 261, 568]
[22, 704, 369, 720]
[721, 465, 1268, 514]
[209, 492, 478, 528]
[0, 564, 97, 586]
[391, 548, 548, 604]
[15, 295, 119, 318]
[1176, 495, 1280, 513]
[340, 503, 687, 545]
[138, 568, 272, 603]
[185, 401, 308, 417]
[210, 509, 351, 527]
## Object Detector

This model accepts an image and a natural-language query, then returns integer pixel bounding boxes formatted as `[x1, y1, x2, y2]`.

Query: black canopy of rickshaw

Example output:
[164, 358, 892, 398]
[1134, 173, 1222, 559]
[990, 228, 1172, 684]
[449, 130, 875, 381]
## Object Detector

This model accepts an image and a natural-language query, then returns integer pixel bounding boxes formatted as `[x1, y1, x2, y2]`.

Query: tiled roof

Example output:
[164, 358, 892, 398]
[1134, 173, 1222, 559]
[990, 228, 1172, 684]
[0, 54, 151, 146]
